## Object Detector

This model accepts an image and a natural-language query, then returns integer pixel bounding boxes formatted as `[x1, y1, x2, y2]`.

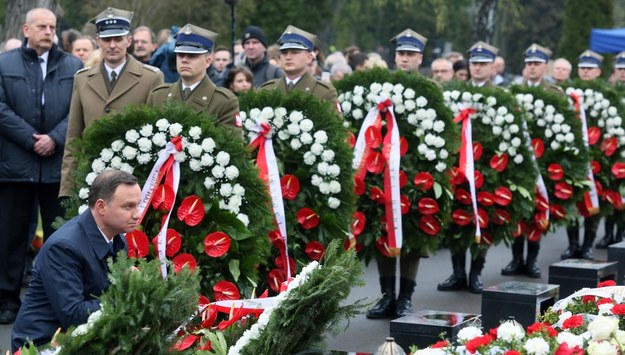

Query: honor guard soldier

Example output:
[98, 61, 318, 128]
[147, 24, 239, 130]
[520, 43, 564, 96]
[60, 7, 163, 197]
[391, 29, 427, 73]
[468, 41, 498, 88]
[260, 25, 338, 103]
[577, 50, 603, 81]
[613, 51, 625, 85]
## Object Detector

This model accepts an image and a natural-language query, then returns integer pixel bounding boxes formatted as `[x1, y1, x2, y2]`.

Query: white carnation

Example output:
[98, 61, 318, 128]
[433, 120, 445, 133]
[435, 162, 447, 172]
[216, 151, 230, 166]
[300, 132, 313, 145]
[486, 96, 497, 106]
[152, 132, 167, 147]
[204, 177, 215, 189]
[120, 163, 134, 174]
[201, 154, 214, 167]
[79, 188, 89, 200]
[352, 109, 364, 120]
[137, 137, 152, 152]
[514, 154, 524, 164]
[287, 123, 301, 135]
[110, 156, 122, 169]
[290, 138, 302, 150]
[202, 138, 216, 153]
[328, 197, 341, 209]
[125, 129, 140, 143]
[91, 159, 106, 173]
[321, 150, 335, 162]
[511, 137, 521, 148]
[588, 340, 618, 355]
[457, 326, 482, 341]
[299, 119, 314, 132]
[168, 123, 183, 136]
[341, 101, 352, 113]
[588, 316, 619, 341]
[225, 166, 239, 180]
[155, 118, 170, 131]
[329, 180, 341, 193]
[524, 337, 550, 355]
[492, 126, 502, 135]
[311, 143, 324, 155]
[220, 183, 233, 197]
[311, 174, 322, 186]
[189, 159, 202, 171]
[405, 100, 416, 111]
[289, 111, 304, 123]
[187, 143, 203, 158]
[232, 184, 245, 196]
[188, 126, 202, 140]
[404, 88, 416, 99]
[557, 331, 584, 348]
[237, 214, 249, 226]
[173, 151, 187, 162]
[497, 320, 525, 342]
[303, 151, 316, 165]
[353, 86, 364, 96]
[211, 165, 225, 179]
[260, 107, 274, 120]
[111, 140, 124, 152]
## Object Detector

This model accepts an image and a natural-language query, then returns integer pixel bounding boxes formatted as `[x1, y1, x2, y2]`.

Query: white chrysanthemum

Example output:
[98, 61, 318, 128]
[155, 118, 170, 131]
[136, 153, 151, 165]
[91, 159, 106, 173]
[492, 126, 502, 135]
[173, 151, 187, 162]
[125, 129, 140, 143]
[122, 145, 139, 160]
[352, 108, 364, 120]
[287, 123, 301, 136]
[220, 183, 233, 197]
[514, 154, 524, 164]
[216, 151, 230, 166]
[299, 119, 314, 133]
[188, 126, 202, 140]
[211, 165, 225, 179]
[321, 150, 335, 162]
[204, 177, 215, 189]
[435, 162, 447, 172]
[120, 163, 134, 174]
[189, 159, 201, 171]
[290, 138, 302, 150]
[79, 187, 89, 200]
[588, 316, 619, 341]
[497, 320, 525, 342]
[187, 143, 203, 158]
[289, 111, 304, 123]
[225, 165, 239, 180]
[311, 174, 322, 186]
[137, 137, 152, 152]
[168, 123, 183, 136]
[300, 132, 313, 145]
[328, 197, 341, 209]
[311, 143, 324, 155]
[303, 151, 316, 165]
[524, 337, 550, 355]
[457, 326, 482, 341]
[237, 213, 249, 227]
[201, 138, 216, 153]
[329, 180, 341, 193]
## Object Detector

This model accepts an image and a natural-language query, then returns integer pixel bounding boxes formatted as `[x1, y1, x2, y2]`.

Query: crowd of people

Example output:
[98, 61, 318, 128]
[1, 5, 624, 352]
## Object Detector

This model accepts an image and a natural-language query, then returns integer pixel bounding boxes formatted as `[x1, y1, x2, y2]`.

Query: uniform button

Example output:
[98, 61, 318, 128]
[104, 107, 111, 113]
[202, 96, 207, 100]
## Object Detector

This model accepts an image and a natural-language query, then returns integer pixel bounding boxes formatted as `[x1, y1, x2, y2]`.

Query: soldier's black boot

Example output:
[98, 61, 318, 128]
[525, 241, 541, 278]
[395, 278, 416, 318]
[366, 277, 396, 319]
[595, 218, 615, 249]
[561, 225, 581, 260]
[501, 238, 525, 276]
[615, 225, 624, 244]
[581, 217, 600, 260]
[469, 256, 485, 294]
[437, 252, 467, 291]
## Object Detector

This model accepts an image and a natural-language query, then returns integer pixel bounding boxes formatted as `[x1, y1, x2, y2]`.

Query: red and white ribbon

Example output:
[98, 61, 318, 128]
[453, 105, 481, 242]
[248, 121, 291, 278]
[352, 96, 402, 256]
[137, 136, 183, 278]
[570, 92, 600, 215]
[521, 120, 550, 223]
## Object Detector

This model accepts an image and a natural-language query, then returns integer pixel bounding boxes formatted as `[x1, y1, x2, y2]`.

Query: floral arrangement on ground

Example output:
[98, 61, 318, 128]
[65, 103, 275, 296]
[333, 67, 461, 262]
[412, 280, 625, 354]
[237, 89, 355, 291]
[509, 85, 589, 237]
[442, 82, 538, 252]
[563, 80, 625, 221]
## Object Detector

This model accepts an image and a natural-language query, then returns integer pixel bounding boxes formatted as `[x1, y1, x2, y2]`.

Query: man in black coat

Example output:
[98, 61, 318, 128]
[0, 7, 83, 324]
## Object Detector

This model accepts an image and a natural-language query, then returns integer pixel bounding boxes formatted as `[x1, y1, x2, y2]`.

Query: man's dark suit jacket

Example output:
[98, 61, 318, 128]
[11, 210, 126, 351]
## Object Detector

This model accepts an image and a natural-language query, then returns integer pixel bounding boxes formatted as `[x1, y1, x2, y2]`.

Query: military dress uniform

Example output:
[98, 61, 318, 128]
[60, 7, 163, 197]
[519, 44, 564, 97]
[467, 41, 498, 88]
[147, 24, 239, 130]
[260, 25, 338, 103]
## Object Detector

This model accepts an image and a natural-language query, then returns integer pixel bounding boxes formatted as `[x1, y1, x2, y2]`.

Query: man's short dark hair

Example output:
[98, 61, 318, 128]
[88, 169, 139, 208]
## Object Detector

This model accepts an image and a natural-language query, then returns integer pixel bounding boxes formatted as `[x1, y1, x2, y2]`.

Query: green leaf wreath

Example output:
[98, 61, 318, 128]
[562, 80, 625, 222]
[333, 68, 460, 262]
[442, 83, 538, 252]
[237, 89, 355, 291]
[509, 85, 590, 235]
[65, 104, 275, 296]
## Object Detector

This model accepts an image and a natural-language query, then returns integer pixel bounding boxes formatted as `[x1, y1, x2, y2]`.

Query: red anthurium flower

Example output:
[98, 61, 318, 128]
[554, 182, 573, 200]
[343, 238, 364, 253]
[604, 190, 623, 209]
[347, 130, 356, 148]
[612, 162, 625, 179]
[200, 304, 218, 329]
[354, 176, 365, 195]
[217, 306, 248, 330]
[152, 229, 182, 258]
[177, 195, 205, 226]
[474, 171, 484, 189]
[535, 211, 549, 231]
[601, 137, 618, 157]
[305, 241, 326, 261]
[547, 163, 564, 181]
[512, 221, 526, 238]
[375, 236, 391, 257]
[531, 138, 545, 159]
[452, 209, 472, 226]
[535, 194, 550, 212]
[400, 195, 411, 214]
[197, 341, 213, 351]
[365, 125, 382, 148]
[555, 343, 584, 355]
[213, 280, 240, 301]
[480, 231, 493, 245]
[274, 256, 296, 274]
[592, 161, 602, 175]
[494, 186, 513, 206]
[475, 208, 489, 228]
[419, 215, 441, 236]
[492, 209, 510, 225]
[449, 167, 466, 185]
[172, 253, 197, 273]
[297, 208, 320, 229]
[366, 151, 385, 174]
[414, 172, 435, 191]
[174, 334, 199, 351]
[152, 183, 175, 211]
[587, 126, 601, 145]
[400, 136, 409, 156]
[268, 230, 285, 250]
[562, 314, 584, 329]
[126, 229, 149, 259]
[455, 188, 473, 205]
[418, 197, 439, 215]
[477, 191, 495, 206]
[399, 170, 408, 188]
[267, 269, 285, 292]
[281, 174, 300, 200]
[369, 187, 385, 204]
[598, 280, 617, 288]
[473, 142, 483, 161]
[527, 224, 542, 242]
[351, 211, 366, 236]
[551, 204, 566, 219]
[204, 231, 232, 257]
[489, 153, 509, 173]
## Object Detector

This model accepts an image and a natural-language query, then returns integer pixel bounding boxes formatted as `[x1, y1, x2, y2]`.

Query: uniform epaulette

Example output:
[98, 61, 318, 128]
[142, 64, 161, 72]
[151, 84, 171, 92]
[75, 66, 91, 76]
[260, 79, 279, 88]
[215, 86, 236, 99]
[315, 80, 335, 90]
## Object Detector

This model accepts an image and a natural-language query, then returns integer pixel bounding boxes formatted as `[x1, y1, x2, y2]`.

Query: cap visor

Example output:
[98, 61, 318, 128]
[395, 44, 421, 53]
[578, 63, 599, 68]
[469, 57, 494, 63]
[279, 43, 309, 51]
[98, 29, 129, 38]
[524, 58, 547, 63]
[615, 64, 625, 69]
[174, 45, 209, 54]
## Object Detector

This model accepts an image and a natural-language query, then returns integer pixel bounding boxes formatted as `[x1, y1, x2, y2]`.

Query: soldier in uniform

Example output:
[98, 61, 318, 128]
[391, 29, 426, 73]
[438, 42, 499, 295]
[147, 24, 239, 130]
[60, 7, 163, 197]
[501, 44, 561, 279]
[561, 50, 604, 260]
[260, 25, 338, 104]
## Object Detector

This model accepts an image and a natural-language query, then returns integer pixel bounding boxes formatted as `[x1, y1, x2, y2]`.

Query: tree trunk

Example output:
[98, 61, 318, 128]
[4, 0, 60, 41]
[473, 0, 499, 42]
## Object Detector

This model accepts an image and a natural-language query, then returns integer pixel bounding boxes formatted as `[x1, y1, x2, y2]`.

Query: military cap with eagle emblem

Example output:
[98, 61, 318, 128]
[174, 24, 218, 54]
[90, 7, 134, 38]
[278, 25, 316, 52]
[391, 29, 427, 53]
[524, 43, 552, 63]
[468, 41, 499, 63]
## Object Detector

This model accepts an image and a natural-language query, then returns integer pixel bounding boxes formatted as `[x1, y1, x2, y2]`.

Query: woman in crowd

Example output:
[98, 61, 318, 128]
[226, 67, 254, 94]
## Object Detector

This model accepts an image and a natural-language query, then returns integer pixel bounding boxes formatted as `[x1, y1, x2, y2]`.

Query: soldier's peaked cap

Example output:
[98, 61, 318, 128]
[90, 7, 133, 38]
[391, 29, 427, 53]
[468, 41, 498, 63]
[278, 25, 316, 52]
[174, 24, 218, 54]
[524, 43, 552, 63]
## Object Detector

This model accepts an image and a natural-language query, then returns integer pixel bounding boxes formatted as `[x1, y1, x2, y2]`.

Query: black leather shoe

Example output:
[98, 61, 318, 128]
[0, 309, 17, 324]
[501, 259, 525, 276]
[595, 235, 614, 249]
[560, 245, 581, 260]
[437, 274, 467, 291]
[468, 273, 483, 294]
[524, 261, 541, 278]
[580, 247, 594, 260]
[366, 293, 396, 319]
[395, 296, 413, 318]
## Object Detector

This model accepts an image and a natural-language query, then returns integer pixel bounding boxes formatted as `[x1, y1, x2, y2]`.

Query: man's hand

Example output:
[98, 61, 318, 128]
[33, 133, 56, 157]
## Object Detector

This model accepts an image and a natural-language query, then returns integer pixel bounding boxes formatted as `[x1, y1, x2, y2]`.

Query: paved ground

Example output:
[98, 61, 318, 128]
[0, 225, 611, 353]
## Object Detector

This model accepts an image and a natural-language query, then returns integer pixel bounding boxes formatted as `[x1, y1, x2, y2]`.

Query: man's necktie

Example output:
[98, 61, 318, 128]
[110, 71, 117, 85]
[287, 81, 295, 91]
[182, 87, 192, 100]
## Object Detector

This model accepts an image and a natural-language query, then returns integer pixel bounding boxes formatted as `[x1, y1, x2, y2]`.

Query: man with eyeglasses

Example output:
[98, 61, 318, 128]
[430, 58, 454, 83]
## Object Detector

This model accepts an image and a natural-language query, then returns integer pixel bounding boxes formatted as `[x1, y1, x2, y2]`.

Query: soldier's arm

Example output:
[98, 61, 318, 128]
[60, 78, 86, 197]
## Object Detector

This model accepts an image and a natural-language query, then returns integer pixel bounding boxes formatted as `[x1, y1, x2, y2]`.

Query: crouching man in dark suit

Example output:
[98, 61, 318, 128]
[12, 169, 140, 351]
